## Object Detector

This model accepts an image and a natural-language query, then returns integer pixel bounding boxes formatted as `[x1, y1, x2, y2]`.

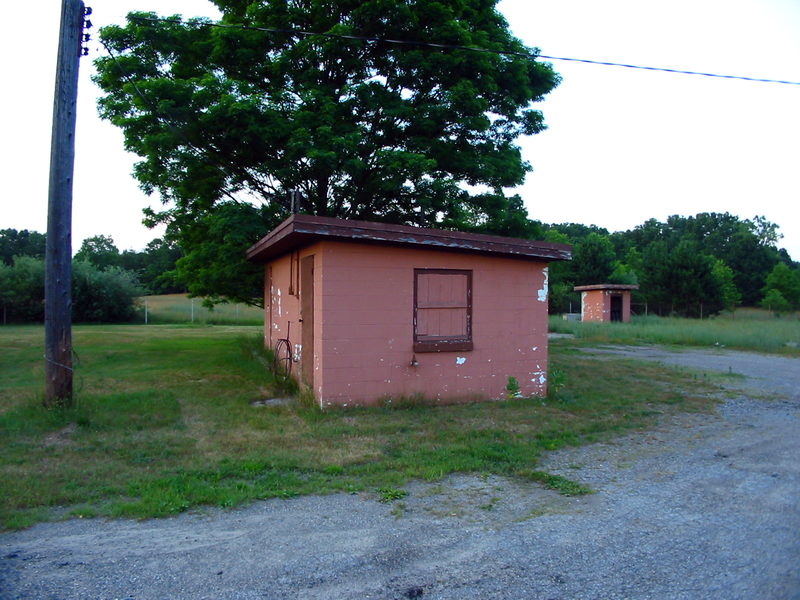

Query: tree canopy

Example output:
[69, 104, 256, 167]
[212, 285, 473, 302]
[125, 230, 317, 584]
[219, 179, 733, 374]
[94, 0, 560, 304]
[0, 229, 46, 266]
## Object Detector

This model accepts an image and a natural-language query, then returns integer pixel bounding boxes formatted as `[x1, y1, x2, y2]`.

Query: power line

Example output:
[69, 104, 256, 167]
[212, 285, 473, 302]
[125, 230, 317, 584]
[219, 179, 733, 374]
[126, 14, 800, 87]
[537, 55, 800, 86]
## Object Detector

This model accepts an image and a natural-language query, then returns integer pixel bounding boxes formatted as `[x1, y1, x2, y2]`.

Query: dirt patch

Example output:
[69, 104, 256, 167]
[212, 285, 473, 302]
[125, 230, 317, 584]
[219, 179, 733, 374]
[42, 423, 78, 448]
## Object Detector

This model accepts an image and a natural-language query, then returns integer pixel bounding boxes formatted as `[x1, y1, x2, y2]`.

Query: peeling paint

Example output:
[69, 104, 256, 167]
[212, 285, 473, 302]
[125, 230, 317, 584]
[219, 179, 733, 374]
[532, 346, 538, 351]
[456, 356, 466, 365]
[293, 344, 302, 362]
[537, 267, 549, 302]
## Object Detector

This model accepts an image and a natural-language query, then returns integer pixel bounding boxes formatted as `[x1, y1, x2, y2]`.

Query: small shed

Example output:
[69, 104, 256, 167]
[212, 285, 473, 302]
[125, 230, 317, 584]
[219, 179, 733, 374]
[247, 215, 571, 407]
[573, 284, 639, 323]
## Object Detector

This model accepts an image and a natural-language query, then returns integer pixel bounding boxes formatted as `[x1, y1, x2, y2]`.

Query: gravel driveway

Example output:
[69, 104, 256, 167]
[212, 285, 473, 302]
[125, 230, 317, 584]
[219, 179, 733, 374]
[2, 345, 799, 600]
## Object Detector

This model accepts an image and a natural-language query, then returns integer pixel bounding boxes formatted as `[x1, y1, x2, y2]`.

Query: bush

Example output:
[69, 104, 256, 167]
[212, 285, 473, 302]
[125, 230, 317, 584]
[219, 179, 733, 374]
[72, 261, 144, 322]
[760, 289, 792, 315]
[0, 258, 143, 324]
[0, 256, 45, 322]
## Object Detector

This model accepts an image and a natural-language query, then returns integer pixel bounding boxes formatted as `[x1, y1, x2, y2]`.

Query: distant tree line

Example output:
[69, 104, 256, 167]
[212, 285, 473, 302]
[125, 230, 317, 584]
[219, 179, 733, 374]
[2, 211, 798, 324]
[0, 229, 185, 324]
[544, 213, 799, 318]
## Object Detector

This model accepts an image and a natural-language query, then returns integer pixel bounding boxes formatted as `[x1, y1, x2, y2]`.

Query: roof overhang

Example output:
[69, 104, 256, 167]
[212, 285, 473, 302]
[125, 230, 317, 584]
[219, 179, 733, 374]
[573, 284, 639, 292]
[247, 215, 572, 263]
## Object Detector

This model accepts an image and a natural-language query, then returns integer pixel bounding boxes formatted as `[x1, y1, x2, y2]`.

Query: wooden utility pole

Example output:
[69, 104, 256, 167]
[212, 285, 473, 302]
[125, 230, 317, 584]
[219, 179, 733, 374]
[45, 0, 85, 407]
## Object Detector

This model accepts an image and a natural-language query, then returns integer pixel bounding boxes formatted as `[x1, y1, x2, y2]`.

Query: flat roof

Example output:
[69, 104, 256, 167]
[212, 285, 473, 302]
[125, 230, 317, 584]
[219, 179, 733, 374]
[247, 215, 572, 263]
[573, 284, 639, 292]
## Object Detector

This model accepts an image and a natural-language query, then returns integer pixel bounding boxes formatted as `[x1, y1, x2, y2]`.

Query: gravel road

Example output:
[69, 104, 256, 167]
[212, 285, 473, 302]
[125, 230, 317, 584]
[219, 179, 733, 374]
[2, 345, 798, 600]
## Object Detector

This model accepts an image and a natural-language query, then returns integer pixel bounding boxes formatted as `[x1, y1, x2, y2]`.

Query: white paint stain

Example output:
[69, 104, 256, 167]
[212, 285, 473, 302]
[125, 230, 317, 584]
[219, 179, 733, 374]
[276, 288, 283, 316]
[581, 291, 587, 320]
[530, 369, 547, 385]
[456, 357, 466, 365]
[537, 267, 549, 302]
[532, 347, 538, 352]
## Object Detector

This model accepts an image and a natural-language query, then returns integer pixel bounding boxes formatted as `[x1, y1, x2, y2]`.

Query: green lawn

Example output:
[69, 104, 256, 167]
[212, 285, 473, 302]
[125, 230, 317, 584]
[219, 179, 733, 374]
[0, 324, 718, 530]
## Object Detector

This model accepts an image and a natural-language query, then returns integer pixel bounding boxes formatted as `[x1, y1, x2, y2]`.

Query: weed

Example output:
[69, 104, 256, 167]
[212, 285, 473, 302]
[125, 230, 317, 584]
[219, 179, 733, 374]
[519, 470, 594, 496]
[376, 487, 408, 503]
[505, 376, 521, 399]
[520, 507, 550, 520]
[390, 501, 407, 518]
[479, 496, 501, 511]
[547, 368, 566, 399]
[378, 393, 431, 409]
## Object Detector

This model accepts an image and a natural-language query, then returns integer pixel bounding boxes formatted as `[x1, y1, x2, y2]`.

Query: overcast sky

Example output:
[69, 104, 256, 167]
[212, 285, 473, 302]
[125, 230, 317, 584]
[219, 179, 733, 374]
[2, 0, 798, 259]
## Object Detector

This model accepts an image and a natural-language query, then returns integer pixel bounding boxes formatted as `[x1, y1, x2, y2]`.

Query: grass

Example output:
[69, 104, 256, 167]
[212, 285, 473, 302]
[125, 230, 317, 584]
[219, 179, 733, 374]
[0, 324, 720, 530]
[549, 308, 800, 354]
[138, 294, 264, 325]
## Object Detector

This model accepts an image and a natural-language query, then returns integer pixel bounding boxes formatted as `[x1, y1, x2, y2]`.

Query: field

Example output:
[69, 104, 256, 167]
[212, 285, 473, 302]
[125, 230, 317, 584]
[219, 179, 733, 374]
[0, 323, 721, 530]
[138, 294, 264, 325]
[549, 308, 800, 354]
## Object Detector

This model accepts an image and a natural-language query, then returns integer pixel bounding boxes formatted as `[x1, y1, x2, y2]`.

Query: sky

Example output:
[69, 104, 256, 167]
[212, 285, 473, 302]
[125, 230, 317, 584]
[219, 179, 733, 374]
[2, 0, 799, 259]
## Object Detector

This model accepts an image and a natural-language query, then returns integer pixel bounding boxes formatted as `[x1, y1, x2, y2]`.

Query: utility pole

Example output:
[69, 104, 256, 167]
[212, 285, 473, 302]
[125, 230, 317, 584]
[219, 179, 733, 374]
[44, 0, 87, 407]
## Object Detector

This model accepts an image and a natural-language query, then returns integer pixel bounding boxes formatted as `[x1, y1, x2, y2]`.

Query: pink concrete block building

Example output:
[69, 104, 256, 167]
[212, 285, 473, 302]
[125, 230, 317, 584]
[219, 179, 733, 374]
[247, 215, 571, 407]
[573, 284, 639, 323]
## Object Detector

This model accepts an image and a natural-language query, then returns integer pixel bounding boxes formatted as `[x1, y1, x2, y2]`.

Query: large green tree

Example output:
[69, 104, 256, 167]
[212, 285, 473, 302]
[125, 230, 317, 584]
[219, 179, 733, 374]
[74, 234, 122, 270]
[94, 0, 560, 305]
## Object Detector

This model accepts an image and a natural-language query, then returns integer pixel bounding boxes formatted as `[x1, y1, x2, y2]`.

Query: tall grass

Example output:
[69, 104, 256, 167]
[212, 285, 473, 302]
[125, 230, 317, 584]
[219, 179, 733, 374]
[138, 294, 264, 325]
[549, 309, 800, 354]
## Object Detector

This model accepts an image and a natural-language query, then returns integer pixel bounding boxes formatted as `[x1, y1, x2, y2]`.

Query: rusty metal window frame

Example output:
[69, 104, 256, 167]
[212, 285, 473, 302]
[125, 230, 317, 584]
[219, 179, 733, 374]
[413, 268, 473, 353]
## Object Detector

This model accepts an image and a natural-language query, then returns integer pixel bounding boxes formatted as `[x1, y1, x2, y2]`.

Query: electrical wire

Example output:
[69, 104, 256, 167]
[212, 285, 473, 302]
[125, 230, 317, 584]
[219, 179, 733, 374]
[126, 14, 800, 86]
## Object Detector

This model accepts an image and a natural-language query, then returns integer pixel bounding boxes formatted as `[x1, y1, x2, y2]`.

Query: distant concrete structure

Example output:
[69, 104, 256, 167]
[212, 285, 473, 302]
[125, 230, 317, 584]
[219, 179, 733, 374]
[574, 284, 639, 323]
